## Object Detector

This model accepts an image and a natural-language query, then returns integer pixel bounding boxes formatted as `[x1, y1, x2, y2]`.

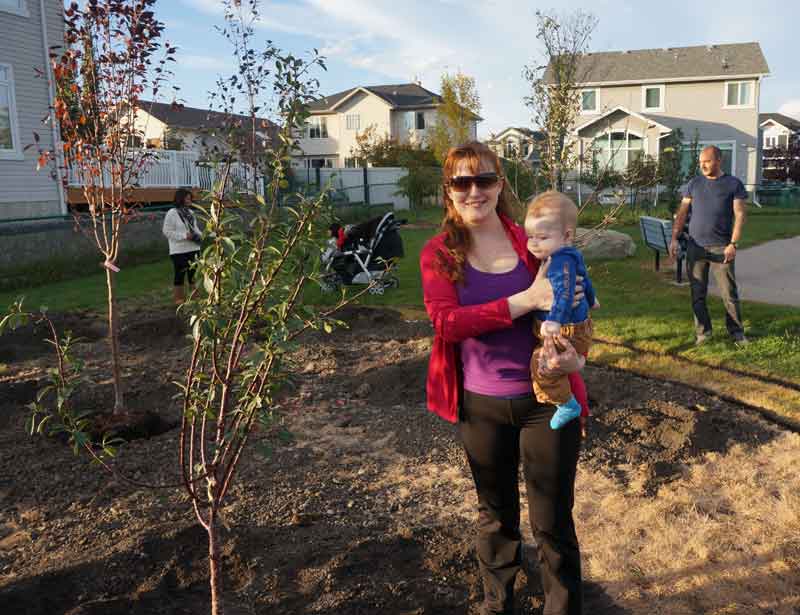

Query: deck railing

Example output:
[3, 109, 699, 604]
[67, 149, 264, 196]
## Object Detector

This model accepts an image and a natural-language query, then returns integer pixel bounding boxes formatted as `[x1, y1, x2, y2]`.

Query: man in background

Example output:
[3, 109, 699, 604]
[669, 145, 748, 345]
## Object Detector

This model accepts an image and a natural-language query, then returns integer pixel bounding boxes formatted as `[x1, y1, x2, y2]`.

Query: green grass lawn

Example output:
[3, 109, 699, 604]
[0, 260, 174, 314]
[591, 223, 800, 381]
[3, 207, 799, 383]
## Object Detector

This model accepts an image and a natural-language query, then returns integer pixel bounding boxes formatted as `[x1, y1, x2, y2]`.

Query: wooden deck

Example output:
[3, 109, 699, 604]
[67, 186, 200, 206]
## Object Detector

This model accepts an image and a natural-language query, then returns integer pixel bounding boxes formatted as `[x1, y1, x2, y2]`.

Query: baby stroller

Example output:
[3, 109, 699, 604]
[320, 212, 406, 295]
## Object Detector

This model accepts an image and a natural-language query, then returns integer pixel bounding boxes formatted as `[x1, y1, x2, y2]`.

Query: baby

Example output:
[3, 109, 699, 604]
[525, 191, 597, 430]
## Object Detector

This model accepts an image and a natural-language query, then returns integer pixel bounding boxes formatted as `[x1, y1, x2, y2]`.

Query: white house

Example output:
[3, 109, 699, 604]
[0, 0, 65, 222]
[759, 112, 800, 175]
[293, 83, 481, 169]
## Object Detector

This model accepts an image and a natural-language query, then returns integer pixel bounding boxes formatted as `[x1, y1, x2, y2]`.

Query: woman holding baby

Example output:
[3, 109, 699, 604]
[420, 141, 590, 615]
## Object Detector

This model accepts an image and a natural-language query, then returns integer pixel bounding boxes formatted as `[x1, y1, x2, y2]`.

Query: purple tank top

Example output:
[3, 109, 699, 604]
[457, 260, 535, 398]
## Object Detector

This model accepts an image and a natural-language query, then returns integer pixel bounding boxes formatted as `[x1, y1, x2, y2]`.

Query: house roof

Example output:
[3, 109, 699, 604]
[309, 83, 443, 112]
[544, 42, 770, 85]
[138, 100, 279, 134]
[760, 113, 800, 132]
[574, 106, 673, 135]
[489, 127, 546, 142]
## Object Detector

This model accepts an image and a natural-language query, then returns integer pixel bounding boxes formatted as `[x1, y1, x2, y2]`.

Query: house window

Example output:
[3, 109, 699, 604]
[765, 136, 777, 149]
[344, 157, 362, 168]
[725, 81, 753, 108]
[305, 158, 333, 169]
[779, 134, 789, 148]
[592, 130, 644, 172]
[416, 111, 425, 130]
[681, 141, 734, 176]
[402, 111, 415, 132]
[307, 116, 328, 139]
[0, 0, 28, 17]
[503, 141, 517, 158]
[642, 85, 665, 112]
[0, 64, 21, 157]
[580, 89, 598, 114]
[346, 114, 360, 131]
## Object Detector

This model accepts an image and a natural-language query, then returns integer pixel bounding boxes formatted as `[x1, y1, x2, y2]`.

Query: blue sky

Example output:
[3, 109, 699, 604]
[160, 0, 800, 137]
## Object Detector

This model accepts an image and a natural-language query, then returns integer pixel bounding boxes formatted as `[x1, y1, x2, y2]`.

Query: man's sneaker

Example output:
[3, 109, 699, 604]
[733, 335, 749, 347]
[695, 332, 712, 346]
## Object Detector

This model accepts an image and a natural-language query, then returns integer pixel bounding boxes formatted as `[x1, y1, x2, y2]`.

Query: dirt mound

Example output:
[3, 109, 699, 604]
[0, 311, 105, 363]
[0, 304, 794, 614]
[582, 365, 779, 493]
[0, 524, 250, 615]
[119, 310, 188, 348]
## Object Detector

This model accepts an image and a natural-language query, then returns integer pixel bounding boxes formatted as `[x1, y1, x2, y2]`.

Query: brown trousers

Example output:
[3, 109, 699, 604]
[531, 319, 593, 406]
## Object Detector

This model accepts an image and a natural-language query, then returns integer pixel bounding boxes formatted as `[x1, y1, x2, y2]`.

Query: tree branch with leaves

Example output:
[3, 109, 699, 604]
[523, 9, 598, 192]
[34, 0, 177, 414]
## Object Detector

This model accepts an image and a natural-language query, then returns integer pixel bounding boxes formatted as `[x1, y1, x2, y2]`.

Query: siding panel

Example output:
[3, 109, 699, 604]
[0, 0, 63, 219]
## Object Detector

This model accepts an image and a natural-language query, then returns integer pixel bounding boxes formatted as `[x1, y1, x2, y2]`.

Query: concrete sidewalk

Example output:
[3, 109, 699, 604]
[709, 236, 800, 307]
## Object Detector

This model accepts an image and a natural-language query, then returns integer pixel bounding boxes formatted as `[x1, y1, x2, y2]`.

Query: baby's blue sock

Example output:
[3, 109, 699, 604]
[550, 396, 582, 430]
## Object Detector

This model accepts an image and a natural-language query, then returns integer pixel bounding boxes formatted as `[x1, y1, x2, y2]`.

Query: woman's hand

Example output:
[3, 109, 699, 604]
[525, 257, 555, 312]
[508, 258, 585, 318]
[539, 334, 585, 376]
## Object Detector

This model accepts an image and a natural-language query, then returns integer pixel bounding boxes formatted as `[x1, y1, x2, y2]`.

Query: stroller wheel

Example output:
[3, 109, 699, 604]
[368, 282, 385, 295]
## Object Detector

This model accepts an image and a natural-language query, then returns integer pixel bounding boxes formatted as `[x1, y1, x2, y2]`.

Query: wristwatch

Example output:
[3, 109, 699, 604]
[729, 241, 739, 248]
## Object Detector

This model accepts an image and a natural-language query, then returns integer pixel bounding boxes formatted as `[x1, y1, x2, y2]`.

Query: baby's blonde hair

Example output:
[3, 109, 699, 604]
[526, 190, 579, 232]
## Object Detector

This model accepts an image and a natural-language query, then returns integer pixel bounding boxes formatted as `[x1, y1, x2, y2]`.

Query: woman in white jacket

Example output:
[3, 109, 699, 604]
[162, 187, 202, 304]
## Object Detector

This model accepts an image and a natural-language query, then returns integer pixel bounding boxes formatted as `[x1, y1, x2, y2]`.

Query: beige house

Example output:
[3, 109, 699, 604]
[133, 101, 278, 157]
[546, 43, 770, 194]
[293, 83, 480, 169]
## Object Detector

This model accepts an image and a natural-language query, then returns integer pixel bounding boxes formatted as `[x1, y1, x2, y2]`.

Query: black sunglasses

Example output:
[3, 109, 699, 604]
[448, 172, 501, 192]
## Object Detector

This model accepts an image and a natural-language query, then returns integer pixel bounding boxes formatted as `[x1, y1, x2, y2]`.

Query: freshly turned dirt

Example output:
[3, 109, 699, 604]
[0, 306, 785, 614]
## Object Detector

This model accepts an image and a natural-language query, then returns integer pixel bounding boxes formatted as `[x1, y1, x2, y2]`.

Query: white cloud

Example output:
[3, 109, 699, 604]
[778, 100, 800, 120]
[179, 0, 321, 37]
[172, 0, 800, 137]
[181, 54, 233, 72]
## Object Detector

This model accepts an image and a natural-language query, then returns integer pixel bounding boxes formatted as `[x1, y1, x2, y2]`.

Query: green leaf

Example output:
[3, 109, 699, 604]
[36, 385, 54, 402]
[203, 274, 215, 295]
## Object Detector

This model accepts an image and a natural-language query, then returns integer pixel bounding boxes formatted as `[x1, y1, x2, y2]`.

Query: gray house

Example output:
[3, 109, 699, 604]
[0, 0, 65, 222]
[546, 42, 770, 195]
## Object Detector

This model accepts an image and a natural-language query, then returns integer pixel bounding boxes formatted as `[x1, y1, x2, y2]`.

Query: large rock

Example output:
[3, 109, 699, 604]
[576, 227, 636, 260]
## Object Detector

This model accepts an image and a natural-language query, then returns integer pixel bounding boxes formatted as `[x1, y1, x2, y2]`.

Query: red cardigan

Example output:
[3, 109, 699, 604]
[420, 214, 589, 423]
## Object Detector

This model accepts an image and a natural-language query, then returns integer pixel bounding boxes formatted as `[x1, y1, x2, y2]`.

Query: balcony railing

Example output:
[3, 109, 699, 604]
[67, 149, 264, 196]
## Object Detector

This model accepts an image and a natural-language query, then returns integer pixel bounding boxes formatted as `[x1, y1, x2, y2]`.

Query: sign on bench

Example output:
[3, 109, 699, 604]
[639, 216, 686, 283]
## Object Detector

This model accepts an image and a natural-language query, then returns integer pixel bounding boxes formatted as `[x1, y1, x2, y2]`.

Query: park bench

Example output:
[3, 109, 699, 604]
[639, 216, 686, 283]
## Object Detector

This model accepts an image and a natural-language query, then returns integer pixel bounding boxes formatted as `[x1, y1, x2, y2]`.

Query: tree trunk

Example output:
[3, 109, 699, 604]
[208, 512, 224, 615]
[106, 267, 125, 414]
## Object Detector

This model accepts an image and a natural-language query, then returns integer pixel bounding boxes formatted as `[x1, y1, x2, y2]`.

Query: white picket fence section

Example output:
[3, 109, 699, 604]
[67, 149, 264, 196]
